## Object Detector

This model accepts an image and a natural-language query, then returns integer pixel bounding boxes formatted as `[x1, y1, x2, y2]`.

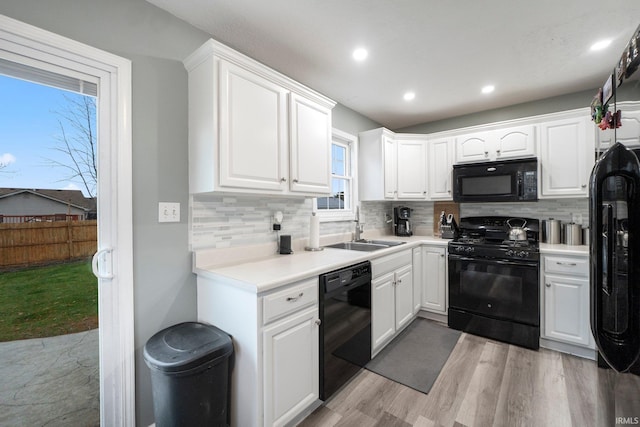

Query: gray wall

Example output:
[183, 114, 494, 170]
[397, 88, 598, 134]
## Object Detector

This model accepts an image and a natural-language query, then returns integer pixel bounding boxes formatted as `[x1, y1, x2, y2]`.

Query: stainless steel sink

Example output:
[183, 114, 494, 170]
[324, 240, 406, 251]
[354, 239, 406, 247]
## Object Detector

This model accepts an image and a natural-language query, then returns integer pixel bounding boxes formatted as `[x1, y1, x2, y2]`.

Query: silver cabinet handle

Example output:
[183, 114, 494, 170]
[581, 184, 587, 188]
[397, 279, 402, 284]
[286, 292, 303, 302]
[546, 283, 551, 288]
[440, 254, 445, 257]
[484, 151, 489, 156]
[496, 149, 501, 155]
[281, 177, 287, 182]
[293, 179, 299, 183]
[556, 262, 577, 266]
[315, 319, 321, 326]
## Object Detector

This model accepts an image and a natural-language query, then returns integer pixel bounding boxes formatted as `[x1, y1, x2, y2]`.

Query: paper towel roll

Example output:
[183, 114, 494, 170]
[309, 213, 320, 249]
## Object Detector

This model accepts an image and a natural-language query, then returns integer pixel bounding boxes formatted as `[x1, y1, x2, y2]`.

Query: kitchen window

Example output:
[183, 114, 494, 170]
[315, 129, 357, 221]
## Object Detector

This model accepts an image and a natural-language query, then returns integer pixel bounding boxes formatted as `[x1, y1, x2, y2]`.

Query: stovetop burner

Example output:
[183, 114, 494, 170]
[449, 216, 540, 261]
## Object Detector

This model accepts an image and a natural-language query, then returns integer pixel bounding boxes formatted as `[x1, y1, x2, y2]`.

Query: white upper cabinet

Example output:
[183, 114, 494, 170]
[184, 39, 335, 196]
[428, 137, 454, 200]
[455, 124, 536, 164]
[455, 131, 492, 163]
[359, 128, 428, 201]
[539, 114, 595, 198]
[396, 137, 428, 199]
[598, 103, 640, 150]
[218, 59, 288, 191]
[383, 134, 397, 199]
[289, 93, 332, 194]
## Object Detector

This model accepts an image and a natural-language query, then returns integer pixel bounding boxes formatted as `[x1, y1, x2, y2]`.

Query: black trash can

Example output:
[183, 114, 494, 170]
[144, 322, 233, 427]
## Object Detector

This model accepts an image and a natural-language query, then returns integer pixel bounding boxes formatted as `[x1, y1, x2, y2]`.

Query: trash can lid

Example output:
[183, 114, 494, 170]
[143, 322, 233, 373]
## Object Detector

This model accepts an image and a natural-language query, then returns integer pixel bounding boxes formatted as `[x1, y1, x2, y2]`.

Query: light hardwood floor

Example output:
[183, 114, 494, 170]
[299, 331, 640, 427]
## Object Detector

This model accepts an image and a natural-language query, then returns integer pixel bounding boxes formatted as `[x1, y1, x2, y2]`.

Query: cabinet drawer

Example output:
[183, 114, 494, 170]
[372, 249, 412, 278]
[263, 278, 318, 325]
[544, 256, 588, 277]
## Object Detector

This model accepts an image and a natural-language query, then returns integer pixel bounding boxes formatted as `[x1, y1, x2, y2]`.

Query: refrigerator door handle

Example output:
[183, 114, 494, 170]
[603, 203, 614, 295]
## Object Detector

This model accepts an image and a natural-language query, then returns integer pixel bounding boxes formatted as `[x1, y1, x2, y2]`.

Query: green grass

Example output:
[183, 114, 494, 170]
[0, 261, 98, 342]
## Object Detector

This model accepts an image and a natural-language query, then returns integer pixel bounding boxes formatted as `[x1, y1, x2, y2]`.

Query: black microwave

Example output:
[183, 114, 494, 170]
[452, 158, 538, 203]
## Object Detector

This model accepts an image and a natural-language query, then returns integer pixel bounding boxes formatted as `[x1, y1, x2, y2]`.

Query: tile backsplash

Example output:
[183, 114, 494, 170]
[190, 194, 393, 250]
[460, 199, 589, 225]
[190, 194, 589, 250]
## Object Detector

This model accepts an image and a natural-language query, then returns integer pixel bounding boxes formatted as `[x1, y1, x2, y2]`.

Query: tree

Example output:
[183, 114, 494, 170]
[49, 94, 97, 197]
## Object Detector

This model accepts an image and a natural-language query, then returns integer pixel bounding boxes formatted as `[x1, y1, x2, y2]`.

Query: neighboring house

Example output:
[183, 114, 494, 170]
[0, 188, 97, 223]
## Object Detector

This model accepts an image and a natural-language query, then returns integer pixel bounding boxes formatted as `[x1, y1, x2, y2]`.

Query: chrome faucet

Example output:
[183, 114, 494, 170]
[354, 206, 364, 241]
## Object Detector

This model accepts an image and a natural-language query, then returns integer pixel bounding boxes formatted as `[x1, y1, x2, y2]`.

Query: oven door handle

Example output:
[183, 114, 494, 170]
[448, 254, 538, 268]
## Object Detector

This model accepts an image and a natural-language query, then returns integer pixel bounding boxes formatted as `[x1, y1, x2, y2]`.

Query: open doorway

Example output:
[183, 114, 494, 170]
[0, 14, 134, 425]
[0, 73, 100, 425]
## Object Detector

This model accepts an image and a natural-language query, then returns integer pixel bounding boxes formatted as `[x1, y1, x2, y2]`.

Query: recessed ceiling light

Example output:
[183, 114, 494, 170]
[403, 91, 416, 101]
[481, 85, 495, 94]
[591, 39, 612, 51]
[352, 48, 368, 61]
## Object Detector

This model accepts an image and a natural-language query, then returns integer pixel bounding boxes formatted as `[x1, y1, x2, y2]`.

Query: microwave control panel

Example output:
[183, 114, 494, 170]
[521, 170, 537, 200]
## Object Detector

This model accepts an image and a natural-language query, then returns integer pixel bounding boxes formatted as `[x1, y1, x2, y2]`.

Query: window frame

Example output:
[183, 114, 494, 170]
[314, 128, 358, 222]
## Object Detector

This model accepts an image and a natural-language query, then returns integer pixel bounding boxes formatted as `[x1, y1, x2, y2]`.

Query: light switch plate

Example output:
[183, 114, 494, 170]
[159, 202, 180, 223]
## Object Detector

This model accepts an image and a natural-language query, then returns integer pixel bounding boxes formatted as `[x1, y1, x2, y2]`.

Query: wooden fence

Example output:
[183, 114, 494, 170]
[0, 220, 97, 270]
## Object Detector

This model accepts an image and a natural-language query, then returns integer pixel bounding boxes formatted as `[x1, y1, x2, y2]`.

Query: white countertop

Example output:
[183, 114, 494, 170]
[194, 235, 449, 293]
[539, 242, 589, 256]
[194, 236, 590, 293]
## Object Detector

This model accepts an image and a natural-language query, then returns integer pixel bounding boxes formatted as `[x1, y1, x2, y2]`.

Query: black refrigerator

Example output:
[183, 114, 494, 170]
[590, 141, 640, 422]
[590, 142, 640, 371]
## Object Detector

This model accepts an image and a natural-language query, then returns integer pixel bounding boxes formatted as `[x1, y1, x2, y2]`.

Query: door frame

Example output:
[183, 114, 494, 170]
[0, 14, 135, 425]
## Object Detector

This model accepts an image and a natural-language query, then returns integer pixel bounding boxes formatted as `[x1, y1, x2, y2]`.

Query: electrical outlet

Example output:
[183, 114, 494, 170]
[159, 202, 180, 223]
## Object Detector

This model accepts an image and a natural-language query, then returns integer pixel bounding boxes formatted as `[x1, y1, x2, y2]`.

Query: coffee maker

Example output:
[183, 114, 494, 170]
[394, 206, 413, 236]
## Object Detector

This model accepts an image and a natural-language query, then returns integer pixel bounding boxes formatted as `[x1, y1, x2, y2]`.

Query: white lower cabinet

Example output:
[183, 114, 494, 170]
[196, 275, 320, 427]
[412, 247, 423, 314]
[371, 250, 414, 355]
[263, 306, 319, 427]
[418, 245, 448, 314]
[541, 254, 594, 349]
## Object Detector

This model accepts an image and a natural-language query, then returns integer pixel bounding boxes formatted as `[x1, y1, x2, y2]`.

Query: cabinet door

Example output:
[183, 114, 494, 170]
[598, 109, 640, 150]
[263, 307, 319, 427]
[218, 60, 288, 191]
[412, 247, 422, 314]
[372, 271, 395, 353]
[394, 264, 414, 331]
[396, 139, 427, 199]
[543, 274, 592, 347]
[421, 246, 447, 314]
[539, 116, 594, 198]
[428, 138, 454, 200]
[289, 93, 332, 194]
[455, 131, 491, 163]
[383, 136, 397, 199]
[494, 124, 536, 160]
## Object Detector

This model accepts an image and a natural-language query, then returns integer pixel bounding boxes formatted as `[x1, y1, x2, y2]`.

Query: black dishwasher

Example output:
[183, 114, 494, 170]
[319, 261, 372, 401]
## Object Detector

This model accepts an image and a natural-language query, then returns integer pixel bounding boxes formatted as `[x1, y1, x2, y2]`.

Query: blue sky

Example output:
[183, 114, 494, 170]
[0, 74, 94, 196]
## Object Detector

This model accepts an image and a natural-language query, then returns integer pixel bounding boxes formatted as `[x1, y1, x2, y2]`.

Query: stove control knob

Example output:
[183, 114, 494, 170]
[506, 250, 514, 257]
[518, 251, 528, 258]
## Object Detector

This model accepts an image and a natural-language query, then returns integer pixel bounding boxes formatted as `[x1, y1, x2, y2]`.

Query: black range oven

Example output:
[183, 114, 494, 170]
[448, 216, 540, 349]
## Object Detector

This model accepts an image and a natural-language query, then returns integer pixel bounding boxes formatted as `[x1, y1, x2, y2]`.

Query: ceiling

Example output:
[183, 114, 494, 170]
[147, 0, 640, 129]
